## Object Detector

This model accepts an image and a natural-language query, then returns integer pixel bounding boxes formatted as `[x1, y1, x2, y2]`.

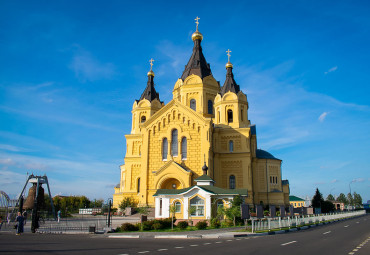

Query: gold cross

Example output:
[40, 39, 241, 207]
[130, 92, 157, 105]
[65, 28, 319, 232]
[149, 58, 154, 71]
[226, 49, 232, 62]
[195, 16, 200, 31]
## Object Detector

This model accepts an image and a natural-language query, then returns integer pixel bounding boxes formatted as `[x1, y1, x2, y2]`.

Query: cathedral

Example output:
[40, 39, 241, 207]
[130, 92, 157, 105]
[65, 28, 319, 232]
[113, 19, 290, 218]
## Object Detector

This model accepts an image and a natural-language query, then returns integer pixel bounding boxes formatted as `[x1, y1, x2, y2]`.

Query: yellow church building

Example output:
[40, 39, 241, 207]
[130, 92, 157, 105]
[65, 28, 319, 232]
[113, 19, 290, 215]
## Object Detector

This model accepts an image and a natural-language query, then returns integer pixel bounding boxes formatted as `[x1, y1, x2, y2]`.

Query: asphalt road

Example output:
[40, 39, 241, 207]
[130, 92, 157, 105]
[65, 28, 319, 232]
[0, 214, 369, 255]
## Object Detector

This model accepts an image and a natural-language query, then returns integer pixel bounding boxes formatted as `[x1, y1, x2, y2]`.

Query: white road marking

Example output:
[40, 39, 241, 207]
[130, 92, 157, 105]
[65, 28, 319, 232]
[190, 244, 198, 247]
[226, 240, 233, 242]
[118, 254, 129, 255]
[356, 222, 359, 223]
[348, 252, 355, 255]
[323, 231, 331, 235]
[281, 241, 297, 246]
[215, 241, 222, 243]
[175, 247, 184, 249]
[204, 243, 211, 245]
[138, 252, 149, 254]
[157, 249, 168, 251]
[236, 238, 241, 240]
[344, 225, 349, 227]
[353, 249, 358, 251]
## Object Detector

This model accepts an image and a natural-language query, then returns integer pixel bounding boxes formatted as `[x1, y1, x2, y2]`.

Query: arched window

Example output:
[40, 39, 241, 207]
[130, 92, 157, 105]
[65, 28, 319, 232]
[208, 100, 213, 114]
[190, 196, 204, 216]
[171, 129, 178, 156]
[162, 138, 168, 160]
[218, 111, 220, 122]
[141, 116, 146, 123]
[181, 137, 187, 159]
[137, 178, 140, 193]
[229, 140, 234, 152]
[190, 99, 196, 111]
[241, 109, 243, 121]
[229, 175, 236, 189]
[227, 109, 233, 123]
[175, 201, 181, 213]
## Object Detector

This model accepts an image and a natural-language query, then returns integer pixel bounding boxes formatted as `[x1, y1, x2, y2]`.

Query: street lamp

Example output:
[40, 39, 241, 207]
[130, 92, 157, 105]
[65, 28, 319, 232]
[349, 180, 354, 210]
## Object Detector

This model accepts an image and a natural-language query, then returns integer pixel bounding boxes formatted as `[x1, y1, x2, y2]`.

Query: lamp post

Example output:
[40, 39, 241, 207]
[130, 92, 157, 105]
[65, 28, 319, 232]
[349, 180, 354, 211]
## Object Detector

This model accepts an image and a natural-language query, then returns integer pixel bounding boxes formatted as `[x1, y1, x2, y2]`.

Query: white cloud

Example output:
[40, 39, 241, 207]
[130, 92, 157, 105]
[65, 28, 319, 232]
[352, 178, 365, 183]
[324, 66, 338, 74]
[331, 179, 339, 183]
[318, 112, 329, 122]
[69, 48, 117, 82]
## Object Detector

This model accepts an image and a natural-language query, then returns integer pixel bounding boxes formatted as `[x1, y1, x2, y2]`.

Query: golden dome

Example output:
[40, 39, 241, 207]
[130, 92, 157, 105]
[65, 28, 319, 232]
[147, 70, 155, 77]
[192, 30, 203, 41]
[225, 62, 233, 68]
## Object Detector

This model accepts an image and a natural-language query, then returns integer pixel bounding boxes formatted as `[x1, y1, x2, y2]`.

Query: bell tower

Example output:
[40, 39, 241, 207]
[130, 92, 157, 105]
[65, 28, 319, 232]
[172, 17, 220, 118]
[131, 59, 163, 134]
[214, 49, 250, 128]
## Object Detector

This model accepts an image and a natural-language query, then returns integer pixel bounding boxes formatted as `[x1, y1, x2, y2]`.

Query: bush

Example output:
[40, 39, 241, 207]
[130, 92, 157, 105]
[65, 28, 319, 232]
[211, 218, 220, 228]
[222, 220, 234, 227]
[195, 220, 208, 230]
[160, 218, 175, 229]
[120, 223, 138, 231]
[152, 222, 163, 230]
[142, 220, 154, 231]
[177, 221, 189, 230]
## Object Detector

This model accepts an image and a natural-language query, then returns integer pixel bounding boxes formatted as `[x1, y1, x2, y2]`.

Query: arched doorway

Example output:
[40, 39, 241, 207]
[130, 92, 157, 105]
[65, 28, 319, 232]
[160, 178, 182, 190]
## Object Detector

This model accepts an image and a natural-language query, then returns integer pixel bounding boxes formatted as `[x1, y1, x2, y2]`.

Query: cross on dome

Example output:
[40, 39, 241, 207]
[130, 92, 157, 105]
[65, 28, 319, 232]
[195, 16, 200, 31]
[149, 58, 154, 71]
[226, 49, 232, 63]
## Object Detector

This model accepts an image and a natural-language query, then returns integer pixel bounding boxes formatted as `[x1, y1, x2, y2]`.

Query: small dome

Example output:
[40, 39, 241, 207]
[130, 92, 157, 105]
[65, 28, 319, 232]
[225, 62, 233, 68]
[202, 163, 208, 171]
[192, 30, 203, 41]
[147, 70, 155, 77]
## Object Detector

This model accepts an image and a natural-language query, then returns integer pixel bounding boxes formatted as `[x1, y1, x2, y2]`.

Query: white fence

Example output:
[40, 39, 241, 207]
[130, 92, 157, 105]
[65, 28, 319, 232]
[251, 210, 366, 233]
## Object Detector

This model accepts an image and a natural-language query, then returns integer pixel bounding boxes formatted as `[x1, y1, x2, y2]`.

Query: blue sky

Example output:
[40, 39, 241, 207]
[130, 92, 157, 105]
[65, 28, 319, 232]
[1, 0, 369, 202]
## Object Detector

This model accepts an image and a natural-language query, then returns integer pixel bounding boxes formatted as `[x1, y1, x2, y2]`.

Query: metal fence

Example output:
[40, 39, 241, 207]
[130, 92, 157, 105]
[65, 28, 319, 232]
[251, 210, 366, 233]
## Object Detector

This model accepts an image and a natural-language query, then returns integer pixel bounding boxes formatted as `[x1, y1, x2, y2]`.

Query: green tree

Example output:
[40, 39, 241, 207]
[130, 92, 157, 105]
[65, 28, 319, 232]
[326, 194, 335, 201]
[136, 206, 150, 216]
[232, 195, 243, 207]
[91, 199, 104, 208]
[188, 206, 196, 226]
[337, 193, 348, 205]
[311, 188, 324, 209]
[347, 193, 354, 207]
[118, 197, 137, 211]
[321, 200, 335, 213]
[225, 206, 240, 226]
[353, 192, 363, 208]
[169, 205, 177, 230]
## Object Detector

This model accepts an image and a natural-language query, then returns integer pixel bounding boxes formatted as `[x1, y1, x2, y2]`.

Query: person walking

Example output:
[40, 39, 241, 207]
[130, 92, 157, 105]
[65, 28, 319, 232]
[0, 216, 3, 230]
[57, 210, 61, 223]
[15, 212, 24, 235]
[22, 211, 27, 225]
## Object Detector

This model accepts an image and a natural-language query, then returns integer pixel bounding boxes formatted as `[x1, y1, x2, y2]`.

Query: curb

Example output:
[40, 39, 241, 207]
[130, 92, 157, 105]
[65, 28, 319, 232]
[109, 235, 140, 238]
[155, 235, 188, 239]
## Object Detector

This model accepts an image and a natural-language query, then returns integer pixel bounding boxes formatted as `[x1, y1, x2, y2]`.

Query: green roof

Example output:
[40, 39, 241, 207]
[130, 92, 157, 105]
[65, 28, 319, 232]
[153, 185, 248, 196]
[256, 149, 281, 160]
[289, 195, 305, 201]
[194, 174, 214, 182]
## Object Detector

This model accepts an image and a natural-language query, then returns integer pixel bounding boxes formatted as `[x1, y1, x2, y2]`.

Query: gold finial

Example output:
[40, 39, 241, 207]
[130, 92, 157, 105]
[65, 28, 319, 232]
[147, 58, 155, 77]
[226, 49, 233, 68]
[195, 16, 200, 31]
[192, 16, 203, 41]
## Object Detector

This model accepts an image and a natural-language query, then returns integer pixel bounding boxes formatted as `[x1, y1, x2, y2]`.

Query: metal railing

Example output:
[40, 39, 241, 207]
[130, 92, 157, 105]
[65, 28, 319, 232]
[251, 210, 366, 233]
